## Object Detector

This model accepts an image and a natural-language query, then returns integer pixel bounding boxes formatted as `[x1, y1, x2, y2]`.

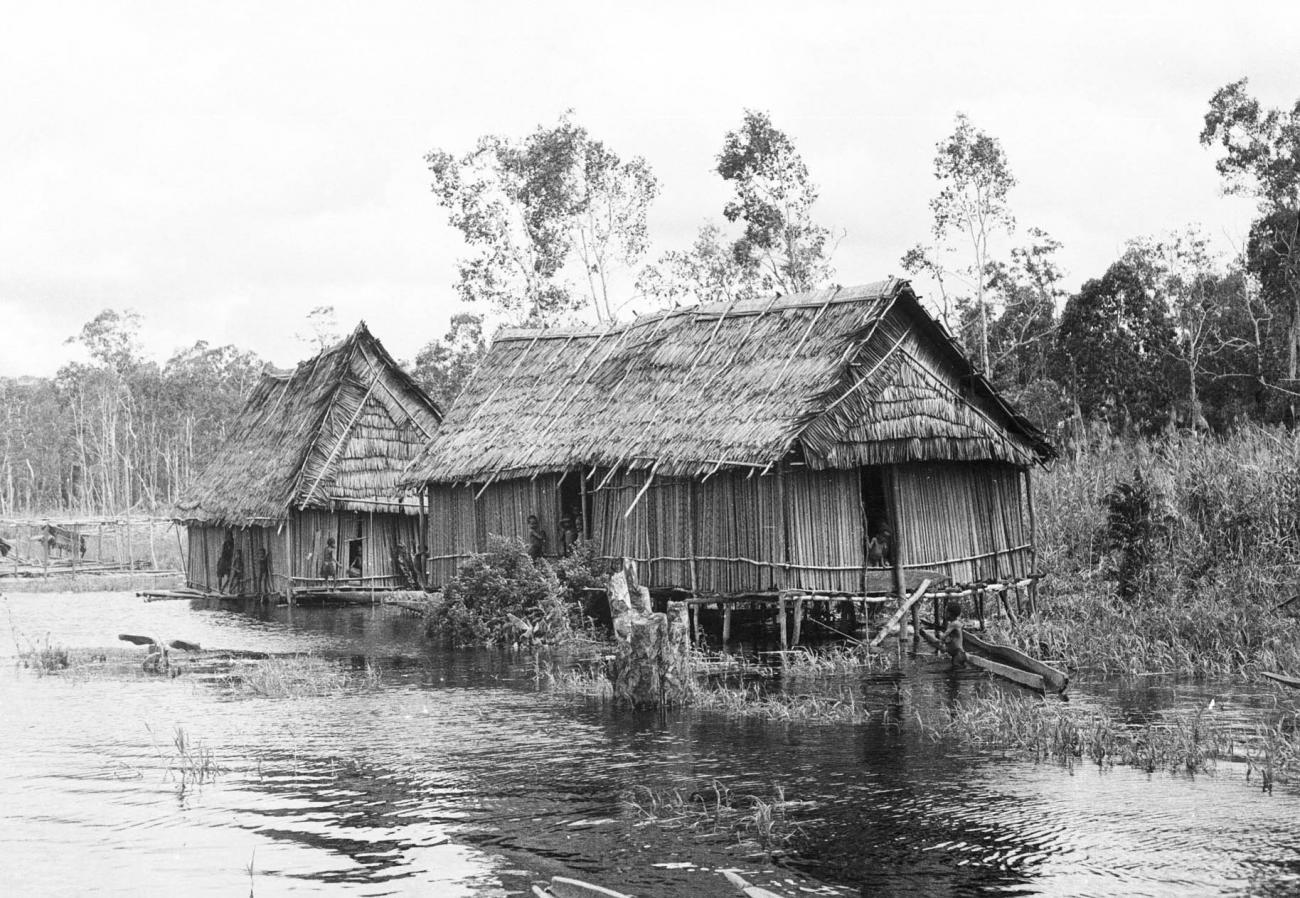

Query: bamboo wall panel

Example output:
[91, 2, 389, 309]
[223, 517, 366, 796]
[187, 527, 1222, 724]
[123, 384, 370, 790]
[426, 484, 477, 586]
[476, 476, 562, 550]
[692, 471, 780, 594]
[289, 510, 414, 589]
[890, 461, 1029, 583]
[185, 524, 276, 593]
[593, 471, 695, 587]
[784, 468, 864, 593]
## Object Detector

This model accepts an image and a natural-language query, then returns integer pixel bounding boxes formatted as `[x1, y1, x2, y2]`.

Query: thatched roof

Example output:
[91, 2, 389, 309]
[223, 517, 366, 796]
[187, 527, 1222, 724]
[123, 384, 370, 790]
[174, 323, 442, 526]
[407, 279, 1053, 485]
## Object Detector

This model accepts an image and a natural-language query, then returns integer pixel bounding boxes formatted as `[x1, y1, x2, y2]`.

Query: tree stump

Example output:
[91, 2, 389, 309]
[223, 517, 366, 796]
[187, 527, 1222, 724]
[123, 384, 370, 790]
[606, 559, 692, 708]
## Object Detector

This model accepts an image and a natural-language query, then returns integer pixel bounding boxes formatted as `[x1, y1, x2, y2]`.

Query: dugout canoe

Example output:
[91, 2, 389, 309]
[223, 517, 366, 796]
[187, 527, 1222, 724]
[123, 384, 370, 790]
[919, 626, 1068, 695]
[1261, 671, 1300, 690]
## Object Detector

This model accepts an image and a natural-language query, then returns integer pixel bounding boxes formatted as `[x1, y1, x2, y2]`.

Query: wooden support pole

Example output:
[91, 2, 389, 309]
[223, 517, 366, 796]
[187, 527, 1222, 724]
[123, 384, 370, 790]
[792, 595, 804, 646]
[722, 603, 732, 644]
[977, 587, 987, 630]
[870, 579, 933, 648]
[690, 602, 700, 645]
[886, 465, 907, 642]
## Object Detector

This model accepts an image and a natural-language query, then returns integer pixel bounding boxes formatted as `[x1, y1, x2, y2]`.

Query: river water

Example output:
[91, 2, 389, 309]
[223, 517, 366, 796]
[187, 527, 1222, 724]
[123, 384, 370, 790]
[1, 590, 1298, 897]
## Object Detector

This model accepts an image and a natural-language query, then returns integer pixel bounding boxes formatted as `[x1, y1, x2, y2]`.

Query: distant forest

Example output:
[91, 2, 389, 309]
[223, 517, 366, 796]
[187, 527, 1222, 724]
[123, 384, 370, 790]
[4, 80, 1298, 517]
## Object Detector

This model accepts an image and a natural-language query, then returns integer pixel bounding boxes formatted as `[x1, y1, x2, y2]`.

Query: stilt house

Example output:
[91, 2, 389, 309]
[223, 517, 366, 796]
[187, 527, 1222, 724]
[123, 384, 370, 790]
[407, 280, 1054, 597]
[173, 323, 442, 596]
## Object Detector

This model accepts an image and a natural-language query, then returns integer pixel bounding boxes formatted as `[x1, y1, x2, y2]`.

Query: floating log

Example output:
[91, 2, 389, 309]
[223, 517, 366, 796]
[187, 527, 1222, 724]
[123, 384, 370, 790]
[721, 870, 788, 898]
[533, 875, 634, 898]
[1261, 671, 1300, 690]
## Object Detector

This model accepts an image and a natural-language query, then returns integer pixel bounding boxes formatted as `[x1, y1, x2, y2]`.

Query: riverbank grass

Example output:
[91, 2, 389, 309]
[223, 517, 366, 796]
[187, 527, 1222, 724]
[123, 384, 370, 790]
[622, 780, 802, 858]
[225, 655, 382, 698]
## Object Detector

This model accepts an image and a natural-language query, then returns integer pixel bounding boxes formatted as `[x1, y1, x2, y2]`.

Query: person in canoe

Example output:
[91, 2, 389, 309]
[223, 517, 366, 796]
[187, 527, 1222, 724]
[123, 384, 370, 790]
[941, 600, 967, 667]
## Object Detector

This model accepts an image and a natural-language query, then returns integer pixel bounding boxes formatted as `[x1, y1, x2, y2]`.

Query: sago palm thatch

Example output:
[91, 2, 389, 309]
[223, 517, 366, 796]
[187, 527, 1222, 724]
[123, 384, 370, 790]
[407, 279, 1053, 486]
[174, 323, 442, 527]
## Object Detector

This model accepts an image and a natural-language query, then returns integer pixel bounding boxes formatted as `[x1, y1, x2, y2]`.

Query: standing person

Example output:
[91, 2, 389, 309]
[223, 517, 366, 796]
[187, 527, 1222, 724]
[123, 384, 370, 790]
[320, 536, 339, 589]
[229, 548, 246, 596]
[254, 545, 272, 597]
[393, 541, 417, 589]
[526, 515, 548, 561]
[414, 544, 429, 589]
[867, 523, 892, 568]
[216, 531, 234, 593]
[559, 515, 579, 557]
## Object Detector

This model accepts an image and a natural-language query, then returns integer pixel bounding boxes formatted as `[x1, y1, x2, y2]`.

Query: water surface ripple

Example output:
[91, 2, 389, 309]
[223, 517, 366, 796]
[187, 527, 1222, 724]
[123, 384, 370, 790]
[1, 591, 1298, 896]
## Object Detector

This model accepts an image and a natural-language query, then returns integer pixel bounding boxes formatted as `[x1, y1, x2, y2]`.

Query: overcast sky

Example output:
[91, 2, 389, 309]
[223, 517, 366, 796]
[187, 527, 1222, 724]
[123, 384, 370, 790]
[2, 0, 1295, 377]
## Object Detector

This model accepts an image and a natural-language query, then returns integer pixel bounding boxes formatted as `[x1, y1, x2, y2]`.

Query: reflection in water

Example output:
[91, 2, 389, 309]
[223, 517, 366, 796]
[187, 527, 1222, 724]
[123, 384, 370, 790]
[1, 591, 1299, 897]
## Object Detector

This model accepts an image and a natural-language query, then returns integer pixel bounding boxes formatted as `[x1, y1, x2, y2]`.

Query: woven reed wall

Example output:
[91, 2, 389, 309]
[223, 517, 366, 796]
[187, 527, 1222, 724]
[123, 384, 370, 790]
[784, 468, 865, 593]
[592, 469, 696, 588]
[423, 460, 1032, 594]
[890, 461, 1028, 583]
[693, 471, 781, 593]
[185, 524, 277, 593]
[291, 510, 418, 589]
[424, 477, 564, 587]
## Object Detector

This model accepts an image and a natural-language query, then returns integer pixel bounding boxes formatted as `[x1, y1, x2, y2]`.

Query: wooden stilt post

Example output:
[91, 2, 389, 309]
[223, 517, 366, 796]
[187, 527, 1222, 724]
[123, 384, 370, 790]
[722, 603, 732, 644]
[690, 602, 700, 645]
[775, 462, 790, 655]
[887, 466, 907, 645]
[792, 595, 804, 646]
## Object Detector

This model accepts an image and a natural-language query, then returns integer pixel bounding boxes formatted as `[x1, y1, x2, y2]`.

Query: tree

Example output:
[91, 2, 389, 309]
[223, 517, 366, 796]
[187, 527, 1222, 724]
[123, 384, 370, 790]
[1124, 228, 1250, 430]
[903, 113, 1017, 369]
[636, 223, 763, 308]
[716, 110, 834, 294]
[427, 114, 658, 324]
[410, 313, 487, 411]
[983, 228, 1064, 392]
[1201, 79, 1300, 398]
[1056, 254, 1177, 433]
[297, 305, 341, 352]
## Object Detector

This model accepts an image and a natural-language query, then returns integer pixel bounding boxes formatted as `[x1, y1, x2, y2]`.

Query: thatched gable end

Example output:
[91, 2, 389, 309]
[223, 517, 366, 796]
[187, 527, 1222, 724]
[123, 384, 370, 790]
[173, 323, 442, 526]
[409, 279, 1053, 485]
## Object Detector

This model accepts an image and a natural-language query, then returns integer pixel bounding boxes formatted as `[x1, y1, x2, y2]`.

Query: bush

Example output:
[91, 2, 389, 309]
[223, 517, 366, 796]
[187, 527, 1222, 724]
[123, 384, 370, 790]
[1103, 467, 1174, 601]
[426, 536, 573, 647]
[553, 537, 613, 628]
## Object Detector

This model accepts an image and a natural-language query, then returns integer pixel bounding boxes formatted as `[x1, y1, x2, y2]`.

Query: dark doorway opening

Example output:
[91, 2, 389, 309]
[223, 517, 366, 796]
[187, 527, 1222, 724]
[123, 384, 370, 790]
[861, 467, 891, 567]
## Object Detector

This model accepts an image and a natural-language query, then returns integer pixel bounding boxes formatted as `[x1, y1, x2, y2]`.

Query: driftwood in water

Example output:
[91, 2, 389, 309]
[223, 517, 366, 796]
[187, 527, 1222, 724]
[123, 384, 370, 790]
[606, 559, 691, 708]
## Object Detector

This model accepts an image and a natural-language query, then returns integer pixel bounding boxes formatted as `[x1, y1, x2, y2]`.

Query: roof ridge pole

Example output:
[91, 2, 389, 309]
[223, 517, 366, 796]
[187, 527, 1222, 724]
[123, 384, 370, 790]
[297, 368, 384, 511]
